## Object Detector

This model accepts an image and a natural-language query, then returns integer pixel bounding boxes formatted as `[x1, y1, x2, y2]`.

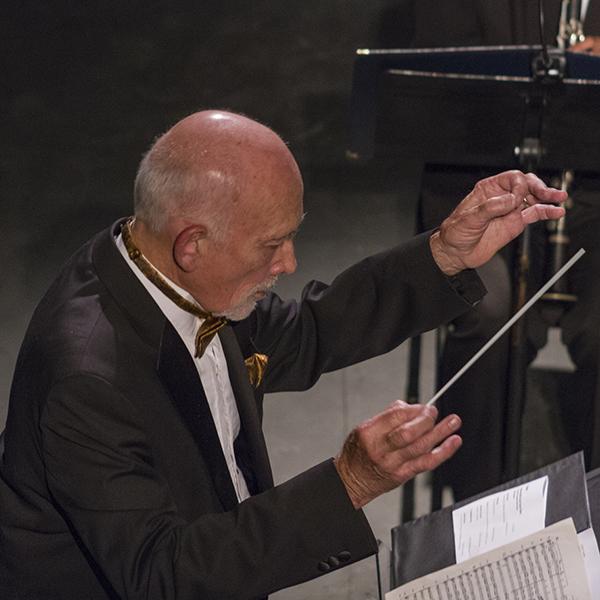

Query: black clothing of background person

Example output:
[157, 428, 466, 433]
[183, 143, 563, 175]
[412, 0, 600, 501]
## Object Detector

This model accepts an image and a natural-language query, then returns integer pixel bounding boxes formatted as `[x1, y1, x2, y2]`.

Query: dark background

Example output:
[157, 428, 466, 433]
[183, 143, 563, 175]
[1, 1, 421, 427]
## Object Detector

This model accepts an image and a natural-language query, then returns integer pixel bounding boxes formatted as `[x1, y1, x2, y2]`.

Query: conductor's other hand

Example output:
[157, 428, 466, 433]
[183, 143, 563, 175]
[430, 170, 566, 276]
[334, 400, 462, 509]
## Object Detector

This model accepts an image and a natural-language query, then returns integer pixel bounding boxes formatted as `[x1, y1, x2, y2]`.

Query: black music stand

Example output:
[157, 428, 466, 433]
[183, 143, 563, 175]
[349, 46, 600, 168]
[348, 45, 600, 521]
[388, 452, 594, 590]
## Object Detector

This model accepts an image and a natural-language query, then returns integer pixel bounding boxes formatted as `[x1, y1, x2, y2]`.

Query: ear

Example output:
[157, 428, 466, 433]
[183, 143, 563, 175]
[172, 224, 207, 272]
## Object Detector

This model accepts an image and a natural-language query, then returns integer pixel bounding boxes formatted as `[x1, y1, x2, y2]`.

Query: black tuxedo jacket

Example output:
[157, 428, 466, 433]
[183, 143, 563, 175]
[412, 0, 600, 47]
[0, 220, 483, 599]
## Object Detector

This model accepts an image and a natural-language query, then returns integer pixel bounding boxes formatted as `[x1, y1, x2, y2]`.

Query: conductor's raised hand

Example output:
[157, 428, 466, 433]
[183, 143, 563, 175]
[334, 400, 462, 509]
[430, 170, 566, 275]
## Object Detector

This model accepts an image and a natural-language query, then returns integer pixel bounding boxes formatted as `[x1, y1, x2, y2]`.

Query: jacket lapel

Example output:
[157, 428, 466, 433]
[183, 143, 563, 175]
[219, 327, 274, 493]
[157, 323, 239, 512]
[93, 219, 260, 509]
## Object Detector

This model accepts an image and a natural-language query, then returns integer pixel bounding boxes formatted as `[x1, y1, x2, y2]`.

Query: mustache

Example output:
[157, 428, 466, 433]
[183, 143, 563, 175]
[251, 275, 278, 296]
[213, 276, 280, 320]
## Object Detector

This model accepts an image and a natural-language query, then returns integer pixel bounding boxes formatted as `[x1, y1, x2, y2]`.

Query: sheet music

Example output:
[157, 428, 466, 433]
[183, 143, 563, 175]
[386, 518, 591, 600]
[452, 476, 548, 563]
[578, 528, 600, 597]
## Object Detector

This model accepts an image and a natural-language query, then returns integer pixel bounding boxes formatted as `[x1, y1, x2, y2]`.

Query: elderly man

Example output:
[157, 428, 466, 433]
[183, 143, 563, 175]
[0, 110, 565, 599]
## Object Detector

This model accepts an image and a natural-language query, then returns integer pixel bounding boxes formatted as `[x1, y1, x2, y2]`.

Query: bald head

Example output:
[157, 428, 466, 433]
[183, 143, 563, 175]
[131, 111, 304, 316]
[133, 110, 303, 237]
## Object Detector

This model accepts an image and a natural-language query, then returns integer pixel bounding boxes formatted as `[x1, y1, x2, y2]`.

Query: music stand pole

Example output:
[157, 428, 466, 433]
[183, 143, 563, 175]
[503, 49, 567, 481]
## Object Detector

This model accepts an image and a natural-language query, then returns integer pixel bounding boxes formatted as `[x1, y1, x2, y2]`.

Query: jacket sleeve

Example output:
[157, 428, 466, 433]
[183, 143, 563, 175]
[247, 232, 485, 393]
[41, 373, 377, 600]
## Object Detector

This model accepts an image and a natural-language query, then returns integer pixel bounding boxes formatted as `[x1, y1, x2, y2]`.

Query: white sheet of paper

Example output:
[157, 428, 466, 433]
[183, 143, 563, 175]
[386, 518, 591, 600]
[452, 475, 548, 563]
[578, 527, 600, 597]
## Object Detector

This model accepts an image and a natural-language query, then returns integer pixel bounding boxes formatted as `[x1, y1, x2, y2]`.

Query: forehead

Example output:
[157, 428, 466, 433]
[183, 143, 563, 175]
[234, 186, 304, 242]
[229, 153, 304, 232]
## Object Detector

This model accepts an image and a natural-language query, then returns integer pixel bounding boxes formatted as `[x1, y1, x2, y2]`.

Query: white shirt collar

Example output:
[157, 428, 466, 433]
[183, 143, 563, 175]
[115, 229, 250, 502]
[115, 232, 201, 344]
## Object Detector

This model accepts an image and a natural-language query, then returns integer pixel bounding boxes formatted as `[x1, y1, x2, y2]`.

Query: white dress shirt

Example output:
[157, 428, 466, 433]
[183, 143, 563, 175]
[116, 233, 250, 502]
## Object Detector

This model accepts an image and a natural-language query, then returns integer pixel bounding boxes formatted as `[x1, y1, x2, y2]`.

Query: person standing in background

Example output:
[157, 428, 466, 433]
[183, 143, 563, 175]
[412, 0, 600, 501]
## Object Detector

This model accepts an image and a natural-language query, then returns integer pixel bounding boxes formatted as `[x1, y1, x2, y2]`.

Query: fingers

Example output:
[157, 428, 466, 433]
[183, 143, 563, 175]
[474, 193, 520, 219]
[521, 203, 565, 224]
[383, 405, 439, 450]
[473, 169, 567, 206]
[522, 172, 567, 205]
[465, 171, 565, 221]
[386, 413, 460, 453]
[404, 431, 463, 477]
[501, 171, 566, 206]
[469, 174, 566, 231]
[372, 410, 462, 495]
[374, 401, 459, 459]
[334, 400, 463, 509]
[430, 169, 566, 275]
[383, 413, 462, 479]
[361, 400, 435, 442]
[475, 191, 565, 224]
[380, 400, 437, 435]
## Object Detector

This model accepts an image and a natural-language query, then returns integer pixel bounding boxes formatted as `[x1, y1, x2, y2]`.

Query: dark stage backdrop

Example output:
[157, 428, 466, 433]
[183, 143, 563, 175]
[0, 2, 417, 426]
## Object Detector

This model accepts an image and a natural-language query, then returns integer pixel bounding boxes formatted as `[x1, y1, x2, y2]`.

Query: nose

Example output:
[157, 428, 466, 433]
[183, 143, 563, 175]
[271, 239, 297, 276]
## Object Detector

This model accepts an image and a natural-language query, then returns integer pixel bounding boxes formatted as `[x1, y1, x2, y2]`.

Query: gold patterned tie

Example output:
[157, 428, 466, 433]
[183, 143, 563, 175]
[121, 219, 228, 358]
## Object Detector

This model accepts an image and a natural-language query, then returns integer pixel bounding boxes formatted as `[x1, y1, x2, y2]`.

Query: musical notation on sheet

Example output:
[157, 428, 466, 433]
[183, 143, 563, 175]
[386, 519, 591, 600]
[453, 476, 548, 563]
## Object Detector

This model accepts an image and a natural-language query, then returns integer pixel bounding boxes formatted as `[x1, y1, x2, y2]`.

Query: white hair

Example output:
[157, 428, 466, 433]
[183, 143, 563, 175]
[133, 135, 237, 238]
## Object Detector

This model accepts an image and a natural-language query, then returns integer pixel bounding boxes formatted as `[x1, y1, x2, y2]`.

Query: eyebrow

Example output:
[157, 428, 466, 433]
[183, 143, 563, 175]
[262, 212, 306, 244]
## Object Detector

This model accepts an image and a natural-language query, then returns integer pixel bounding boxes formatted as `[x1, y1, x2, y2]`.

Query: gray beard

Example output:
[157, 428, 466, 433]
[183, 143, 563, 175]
[216, 276, 278, 321]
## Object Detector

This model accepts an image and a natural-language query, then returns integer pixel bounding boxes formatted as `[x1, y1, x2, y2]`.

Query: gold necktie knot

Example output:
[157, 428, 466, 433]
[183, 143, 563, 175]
[194, 315, 228, 358]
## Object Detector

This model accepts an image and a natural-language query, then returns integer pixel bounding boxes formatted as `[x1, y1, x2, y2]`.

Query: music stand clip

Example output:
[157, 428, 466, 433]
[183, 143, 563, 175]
[532, 47, 567, 82]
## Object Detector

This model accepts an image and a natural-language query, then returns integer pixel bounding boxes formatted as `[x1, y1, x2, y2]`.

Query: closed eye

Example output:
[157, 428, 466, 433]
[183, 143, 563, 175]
[264, 229, 298, 248]
[261, 212, 305, 249]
